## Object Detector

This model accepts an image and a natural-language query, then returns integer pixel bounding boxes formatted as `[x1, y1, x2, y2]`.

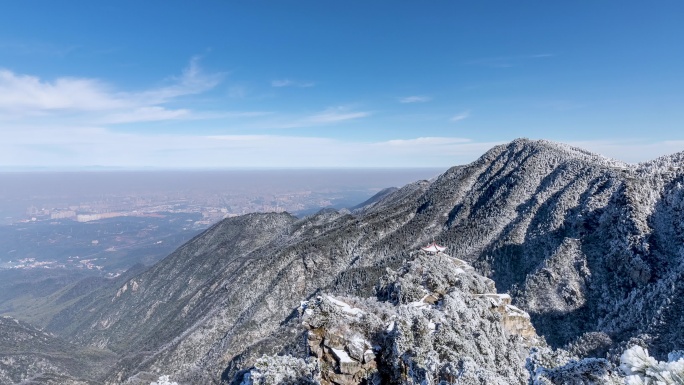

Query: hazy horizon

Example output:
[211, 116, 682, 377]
[0, 168, 445, 221]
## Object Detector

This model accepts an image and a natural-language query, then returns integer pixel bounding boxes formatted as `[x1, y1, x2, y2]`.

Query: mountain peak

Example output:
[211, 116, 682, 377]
[490, 138, 630, 168]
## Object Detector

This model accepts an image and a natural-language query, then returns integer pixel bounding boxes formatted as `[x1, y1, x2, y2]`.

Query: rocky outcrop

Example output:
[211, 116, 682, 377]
[474, 293, 537, 339]
[242, 251, 541, 385]
[303, 300, 376, 385]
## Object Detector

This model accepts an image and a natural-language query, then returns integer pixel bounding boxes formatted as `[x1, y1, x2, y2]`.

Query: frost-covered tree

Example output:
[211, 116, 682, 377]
[620, 346, 684, 384]
[526, 346, 622, 385]
[150, 375, 179, 385]
[239, 355, 319, 385]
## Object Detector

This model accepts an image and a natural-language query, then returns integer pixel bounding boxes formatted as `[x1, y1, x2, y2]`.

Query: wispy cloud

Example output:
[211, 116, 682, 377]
[467, 53, 555, 68]
[0, 56, 223, 124]
[265, 106, 371, 129]
[450, 111, 470, 122]
[271, 79, 315, 88]
[227, 85, 248, 99]
[0, 126, 500, 169]
[306, 107, 369, 123]
[101, 107, 191, 124]
[384, 137, 471, 146]
[136, 56, 224, 104]
[0, 69, 127, 112]
[399, 96, 431, 104]
[3, 121, 683, 169]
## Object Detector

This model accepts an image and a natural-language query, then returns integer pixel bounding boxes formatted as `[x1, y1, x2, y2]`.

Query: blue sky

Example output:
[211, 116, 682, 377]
[1, 1, 683, 169]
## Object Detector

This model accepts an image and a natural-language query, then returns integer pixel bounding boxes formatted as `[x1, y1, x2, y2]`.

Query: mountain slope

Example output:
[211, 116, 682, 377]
[43, 138, 684, 383]
[0, 316, 116, 384]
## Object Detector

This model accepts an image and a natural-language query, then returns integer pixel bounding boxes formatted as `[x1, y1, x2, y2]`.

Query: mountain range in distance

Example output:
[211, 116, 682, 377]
[1, 138, 684, 384]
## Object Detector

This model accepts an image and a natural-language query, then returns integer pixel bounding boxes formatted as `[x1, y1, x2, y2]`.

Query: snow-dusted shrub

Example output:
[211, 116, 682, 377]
[239, 355, 319, 385]
[620, 345, 684, 384]
[150, 375, 179, 385]
[564, 332, 613, 358]
[526, 346, 622, 385]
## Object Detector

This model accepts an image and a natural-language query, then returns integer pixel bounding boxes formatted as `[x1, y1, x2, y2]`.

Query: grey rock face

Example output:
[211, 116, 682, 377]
[37, 139, 684, 383]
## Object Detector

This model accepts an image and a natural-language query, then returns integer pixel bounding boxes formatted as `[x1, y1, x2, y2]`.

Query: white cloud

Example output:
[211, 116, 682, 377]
[101, 107, 191, 124]
[0, 56, 223, 123]
[306, 107, 369, 123]
[399, 96, 431, 104]
[263, 106, 371, 129]
[271, 79, 315, 88]
[6, 124, 683, 169]
[138, 56, 223, 104]
[0, 69, 127, 112]
[0, 125, 499, 169]
[384, 137, 471, 147]
[450, 111, 470, 122]
[374, 137, 501, 161]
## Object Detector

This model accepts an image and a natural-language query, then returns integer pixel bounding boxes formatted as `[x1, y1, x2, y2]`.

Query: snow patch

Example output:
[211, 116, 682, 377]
[406, 294, 435, 309]
[325, 295, 365, 316]
[386, 321, 395, 332]
[331, 347, 354, 364]
[505, 304, 530, 319]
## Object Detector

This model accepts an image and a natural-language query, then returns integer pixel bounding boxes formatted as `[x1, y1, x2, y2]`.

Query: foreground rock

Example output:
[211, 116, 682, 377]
[239, 251, 636, 384]
[240, 252, 545, 384]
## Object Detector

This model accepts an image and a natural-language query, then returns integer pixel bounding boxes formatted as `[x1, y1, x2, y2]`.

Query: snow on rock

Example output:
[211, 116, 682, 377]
[385, 320, 395, 332]
[238, 355, 319, 385]
[346, 335, 371, 362]
[150, 375, 179, 385]
[407, 295, 430, 309]
[277, 252, 542, 384]
[330, 347, 353, 364]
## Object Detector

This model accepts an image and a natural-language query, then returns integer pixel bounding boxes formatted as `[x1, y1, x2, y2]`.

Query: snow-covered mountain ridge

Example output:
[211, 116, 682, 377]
[8, 138, 683, 384]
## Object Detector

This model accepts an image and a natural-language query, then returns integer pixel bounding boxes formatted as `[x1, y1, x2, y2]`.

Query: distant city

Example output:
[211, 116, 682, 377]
[0, 169, 444, 275]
